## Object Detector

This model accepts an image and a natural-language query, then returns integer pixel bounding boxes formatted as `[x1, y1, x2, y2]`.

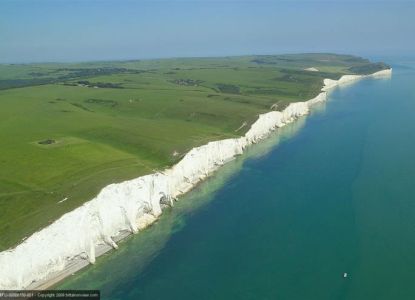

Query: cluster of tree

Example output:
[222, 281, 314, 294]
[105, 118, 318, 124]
[84, 98, 118, 107]
[215, 83, 240, 94]
[56, 67, 146, 78]
[37, 139, 55, 145]
[64, 81, 123, 89]
[347, 62, 391, 75]
[171, 79, 204, 86]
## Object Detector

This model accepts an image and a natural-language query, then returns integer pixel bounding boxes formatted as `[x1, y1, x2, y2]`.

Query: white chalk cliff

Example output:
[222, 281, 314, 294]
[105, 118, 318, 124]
[0, 68, 392, 289]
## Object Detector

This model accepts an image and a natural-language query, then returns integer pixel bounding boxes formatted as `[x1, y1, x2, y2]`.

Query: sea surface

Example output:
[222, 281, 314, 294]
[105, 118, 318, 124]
[57, 59, 415, 300]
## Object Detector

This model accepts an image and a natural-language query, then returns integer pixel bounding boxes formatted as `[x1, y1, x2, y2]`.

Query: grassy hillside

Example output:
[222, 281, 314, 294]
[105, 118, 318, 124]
[0, 54, 389, 250]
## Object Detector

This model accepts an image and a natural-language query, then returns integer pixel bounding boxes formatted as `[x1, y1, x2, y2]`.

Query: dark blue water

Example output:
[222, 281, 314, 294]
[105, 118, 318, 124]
[58, 61, 415, 299]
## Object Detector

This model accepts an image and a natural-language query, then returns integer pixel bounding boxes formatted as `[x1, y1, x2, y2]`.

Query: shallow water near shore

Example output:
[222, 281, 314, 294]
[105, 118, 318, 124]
[57, 60, 415, 299]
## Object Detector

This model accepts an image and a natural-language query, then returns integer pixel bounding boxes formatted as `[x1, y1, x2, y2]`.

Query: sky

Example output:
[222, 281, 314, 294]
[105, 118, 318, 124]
[0, 0, 414, 63]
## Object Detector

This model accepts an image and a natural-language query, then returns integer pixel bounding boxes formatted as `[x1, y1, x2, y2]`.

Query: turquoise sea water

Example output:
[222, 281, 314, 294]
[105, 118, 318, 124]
[58, 60, 415, 299]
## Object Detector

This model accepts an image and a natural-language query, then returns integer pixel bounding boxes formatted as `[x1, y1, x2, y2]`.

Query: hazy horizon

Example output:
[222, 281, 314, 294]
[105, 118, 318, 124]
[1, 0, 414, 64]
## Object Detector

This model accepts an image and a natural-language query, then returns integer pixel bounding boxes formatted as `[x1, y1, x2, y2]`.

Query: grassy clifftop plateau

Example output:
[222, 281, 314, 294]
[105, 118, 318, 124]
[0, 53, 389, 250]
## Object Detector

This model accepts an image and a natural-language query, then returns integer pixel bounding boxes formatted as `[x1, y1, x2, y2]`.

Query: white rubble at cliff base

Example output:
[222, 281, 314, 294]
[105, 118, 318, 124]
[0, 68, 392, 290]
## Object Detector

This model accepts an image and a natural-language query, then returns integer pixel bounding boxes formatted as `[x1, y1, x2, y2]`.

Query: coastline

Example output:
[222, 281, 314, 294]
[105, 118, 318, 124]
[0, 68, 392, 290]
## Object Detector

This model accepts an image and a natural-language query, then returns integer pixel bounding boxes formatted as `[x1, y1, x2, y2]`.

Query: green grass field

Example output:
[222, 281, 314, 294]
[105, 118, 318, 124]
[0, 53, 389, 250]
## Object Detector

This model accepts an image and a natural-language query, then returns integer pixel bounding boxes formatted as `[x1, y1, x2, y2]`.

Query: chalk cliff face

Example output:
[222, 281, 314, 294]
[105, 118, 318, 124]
[0, 69, 392, 290]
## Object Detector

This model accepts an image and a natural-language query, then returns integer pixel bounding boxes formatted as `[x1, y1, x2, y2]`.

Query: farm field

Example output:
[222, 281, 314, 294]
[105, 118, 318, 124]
[0, 53, 389, 250]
